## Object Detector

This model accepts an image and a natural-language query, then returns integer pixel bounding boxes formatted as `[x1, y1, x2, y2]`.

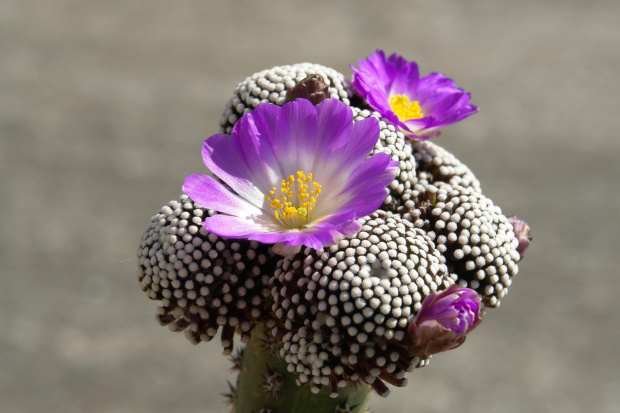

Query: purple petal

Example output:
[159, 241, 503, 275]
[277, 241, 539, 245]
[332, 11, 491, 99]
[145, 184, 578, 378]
[356, 50, 394, 88]
[249, 99, 318, 175]
[281, 231, 329, 250]
[414, 73, 457, 100]
[279, 98, 320, 171]
[300, 213, 362, 249]
[265, 210, 363, 250]
[388, 59, 420, 97]
[313, 99, 354, 158]
[336, 153, 398, 216]
[313, 115, 381, 183]
[421, 91, 469, 117]
[352, 50, 420, 110]
[336, 116, 381, 166]
[203, 214, 268, 238]
[182, 174, 262, 217]
[248, 229, 330, 251]
[351, 51, 394, 115]
[312, 209, 360, 232]
[202, 134, 272, 209]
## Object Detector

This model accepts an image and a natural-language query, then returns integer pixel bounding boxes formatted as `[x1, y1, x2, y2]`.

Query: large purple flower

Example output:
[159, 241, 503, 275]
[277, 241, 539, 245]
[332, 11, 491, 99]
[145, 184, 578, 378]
[183, 98, 398, 251]
[407, 285, 483, 357]
[351, 50, 479, 140]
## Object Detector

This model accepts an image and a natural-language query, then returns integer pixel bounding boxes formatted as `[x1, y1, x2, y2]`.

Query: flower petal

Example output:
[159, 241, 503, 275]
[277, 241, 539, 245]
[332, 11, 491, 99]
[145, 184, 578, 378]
[333, 115, 381, 168]
[294, 211, 362, 249]
[411, 72, 456, 101]
[251, 99, 319, 175]
[336, 153, 399, 216]
[182, 174, 262, 217]
[314, 98, 354, 159]
[203, 214, 269, 239]
[311, 115, 381, 192]
[312, 210, 362, 236]
[388, 58, 420, 97]
[202, 134, 272, 209]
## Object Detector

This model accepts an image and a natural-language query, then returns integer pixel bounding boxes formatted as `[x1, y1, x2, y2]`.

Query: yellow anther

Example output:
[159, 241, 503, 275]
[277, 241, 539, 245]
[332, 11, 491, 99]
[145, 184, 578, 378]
[389, 94, 424, 122]
[266, 170, 321, 228]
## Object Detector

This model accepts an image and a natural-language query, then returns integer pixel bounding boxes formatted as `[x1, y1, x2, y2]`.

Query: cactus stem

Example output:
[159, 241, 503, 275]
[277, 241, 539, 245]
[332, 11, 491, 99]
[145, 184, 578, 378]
[234, 324, 371, 413]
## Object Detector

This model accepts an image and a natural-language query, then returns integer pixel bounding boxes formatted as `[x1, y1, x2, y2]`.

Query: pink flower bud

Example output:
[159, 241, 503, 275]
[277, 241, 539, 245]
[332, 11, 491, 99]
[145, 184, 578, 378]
[508, 216, 532, 257]
[408, 285, 483, 357]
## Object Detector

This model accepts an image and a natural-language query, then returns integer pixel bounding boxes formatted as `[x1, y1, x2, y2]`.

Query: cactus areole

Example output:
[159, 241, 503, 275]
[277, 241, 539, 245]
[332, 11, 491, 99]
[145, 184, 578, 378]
[136, 51, 531, 412]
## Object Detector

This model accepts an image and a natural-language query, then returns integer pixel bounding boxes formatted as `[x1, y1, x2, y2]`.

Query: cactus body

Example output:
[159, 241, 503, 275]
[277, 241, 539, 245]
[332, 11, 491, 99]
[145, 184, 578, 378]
[234, 325, 370, 413]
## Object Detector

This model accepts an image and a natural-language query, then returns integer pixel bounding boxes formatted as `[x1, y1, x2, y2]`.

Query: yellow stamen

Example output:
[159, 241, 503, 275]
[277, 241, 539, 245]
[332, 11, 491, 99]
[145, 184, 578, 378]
[268, 171, 321, 228]
[389, 94, 424, 122]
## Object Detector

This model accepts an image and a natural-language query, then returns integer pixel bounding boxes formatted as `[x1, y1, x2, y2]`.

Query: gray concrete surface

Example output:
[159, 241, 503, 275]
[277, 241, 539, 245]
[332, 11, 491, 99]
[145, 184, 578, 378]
[2, 1, 619, 412]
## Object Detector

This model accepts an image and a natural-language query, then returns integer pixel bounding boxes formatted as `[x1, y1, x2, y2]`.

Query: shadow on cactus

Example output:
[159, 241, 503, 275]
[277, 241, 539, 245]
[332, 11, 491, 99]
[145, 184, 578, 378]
[136, 51, 530, 413]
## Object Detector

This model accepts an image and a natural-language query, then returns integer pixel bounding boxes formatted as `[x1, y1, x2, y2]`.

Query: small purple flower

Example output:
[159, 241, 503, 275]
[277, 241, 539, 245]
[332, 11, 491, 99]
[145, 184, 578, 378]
[408, 285, 483, 357]
[351, 50, 479, 140]
[508, 216, 532, 256]
[183, 98, 398, 251]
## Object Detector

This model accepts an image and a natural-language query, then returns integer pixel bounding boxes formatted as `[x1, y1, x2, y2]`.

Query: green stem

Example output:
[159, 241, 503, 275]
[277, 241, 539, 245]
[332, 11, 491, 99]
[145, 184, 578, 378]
[234, 324, 371, 413]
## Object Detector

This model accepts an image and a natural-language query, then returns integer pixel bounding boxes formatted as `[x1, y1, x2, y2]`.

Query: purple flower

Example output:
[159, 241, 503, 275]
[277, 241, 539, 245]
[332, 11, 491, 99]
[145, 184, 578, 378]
[183, 98, 398, 251]
[408, 285, 483, 357]
[351, 50, 479, 140]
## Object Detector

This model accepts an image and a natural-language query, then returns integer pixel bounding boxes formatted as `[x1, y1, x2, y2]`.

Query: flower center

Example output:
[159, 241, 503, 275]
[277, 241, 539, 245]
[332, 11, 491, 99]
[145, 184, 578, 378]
[389, 94, 424, 121]
[265, 171, 322, 228]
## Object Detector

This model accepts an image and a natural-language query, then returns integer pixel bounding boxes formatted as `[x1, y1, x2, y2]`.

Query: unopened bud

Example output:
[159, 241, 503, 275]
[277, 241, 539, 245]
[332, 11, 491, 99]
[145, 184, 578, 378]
[408, 285, 483, 357]
[508, 216, 532, 256]
[284, 74, 329, 105]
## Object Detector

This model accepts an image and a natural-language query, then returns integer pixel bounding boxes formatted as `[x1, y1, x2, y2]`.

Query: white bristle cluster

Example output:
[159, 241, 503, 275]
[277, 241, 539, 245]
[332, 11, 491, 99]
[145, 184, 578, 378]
[411, 140, 481, 193]
[136, 194, 277, 353]
[219, 63, 352, 134]
[398, 184, 520, 307]
[269, 212, 446, 395]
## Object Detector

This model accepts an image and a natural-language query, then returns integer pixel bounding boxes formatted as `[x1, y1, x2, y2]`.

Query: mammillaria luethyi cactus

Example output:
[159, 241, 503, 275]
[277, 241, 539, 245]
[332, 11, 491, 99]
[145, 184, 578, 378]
[136, 50, 531, 412]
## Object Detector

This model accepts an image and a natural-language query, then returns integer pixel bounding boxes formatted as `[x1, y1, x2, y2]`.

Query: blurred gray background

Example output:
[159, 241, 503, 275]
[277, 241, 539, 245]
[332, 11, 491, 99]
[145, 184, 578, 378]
[2, 1, 619, 412]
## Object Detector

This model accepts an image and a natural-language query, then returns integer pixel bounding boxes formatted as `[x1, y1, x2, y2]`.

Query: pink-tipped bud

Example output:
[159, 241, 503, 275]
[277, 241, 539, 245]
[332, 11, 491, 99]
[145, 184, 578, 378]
[408, 285, 483, 357]
[508, 216, 532, 256]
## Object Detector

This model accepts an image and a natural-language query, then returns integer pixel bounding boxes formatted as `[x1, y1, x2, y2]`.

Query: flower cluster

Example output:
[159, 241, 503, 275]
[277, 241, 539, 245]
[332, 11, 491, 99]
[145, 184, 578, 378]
[137, 51, 529, 401]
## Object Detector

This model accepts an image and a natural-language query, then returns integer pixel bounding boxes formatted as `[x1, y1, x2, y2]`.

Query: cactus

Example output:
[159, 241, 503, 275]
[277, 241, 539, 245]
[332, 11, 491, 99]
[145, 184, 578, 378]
[232, 325, 370, 413]
[135, 55, 531, 412]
